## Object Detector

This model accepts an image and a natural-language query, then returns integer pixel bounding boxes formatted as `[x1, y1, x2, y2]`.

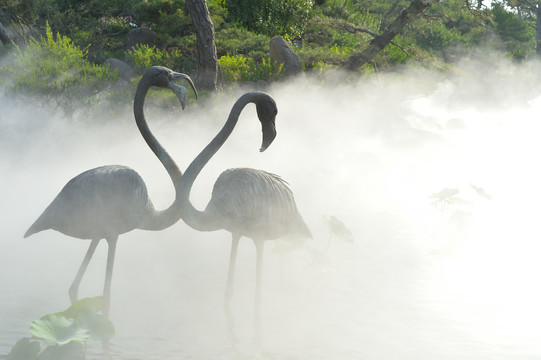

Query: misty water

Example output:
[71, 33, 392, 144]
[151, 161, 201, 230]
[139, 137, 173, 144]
[2, 57, 541, 359]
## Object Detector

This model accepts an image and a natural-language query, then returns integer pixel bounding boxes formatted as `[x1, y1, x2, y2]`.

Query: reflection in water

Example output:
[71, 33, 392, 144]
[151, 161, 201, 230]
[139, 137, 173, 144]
[2, 59, 541, 359]
[224, 296, 263, 359]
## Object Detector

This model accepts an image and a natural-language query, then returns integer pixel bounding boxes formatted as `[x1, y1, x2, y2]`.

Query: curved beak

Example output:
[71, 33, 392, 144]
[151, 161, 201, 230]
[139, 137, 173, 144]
[260, 121, 277, 152]
[169, 84, 188, 109]
[169, 72, 198, 109]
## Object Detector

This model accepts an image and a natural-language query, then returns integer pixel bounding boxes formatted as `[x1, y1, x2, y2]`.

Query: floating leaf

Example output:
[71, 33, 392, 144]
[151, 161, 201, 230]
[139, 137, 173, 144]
[30, 314, 88, 345]
[76, 311, 115, 341]
[36, 342, 84, 360]
[6, 337, 40, 360]
[58, 296, 106, 319]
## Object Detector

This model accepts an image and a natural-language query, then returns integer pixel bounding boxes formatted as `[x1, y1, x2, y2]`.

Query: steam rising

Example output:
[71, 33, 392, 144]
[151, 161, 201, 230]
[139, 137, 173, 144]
[2, 56, 541, 359]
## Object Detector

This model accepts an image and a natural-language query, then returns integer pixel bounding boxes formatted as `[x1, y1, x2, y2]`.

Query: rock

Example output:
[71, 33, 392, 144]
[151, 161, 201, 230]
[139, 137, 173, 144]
[127, 27, 157, 49]
[269, 36, 303, 77]
[104, 58, 135, 80]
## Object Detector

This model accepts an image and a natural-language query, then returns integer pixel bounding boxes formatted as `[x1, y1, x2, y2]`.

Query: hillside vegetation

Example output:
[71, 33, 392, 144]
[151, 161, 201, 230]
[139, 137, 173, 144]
[0, 0, 537, 115]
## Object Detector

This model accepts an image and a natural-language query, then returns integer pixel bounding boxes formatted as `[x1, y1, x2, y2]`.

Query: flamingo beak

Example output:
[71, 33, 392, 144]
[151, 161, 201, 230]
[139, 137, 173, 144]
[260, 121, 276, 152]
[171, 72, 198, 99]
[168, 72, 198, 110]
[169, 83, 188, 109]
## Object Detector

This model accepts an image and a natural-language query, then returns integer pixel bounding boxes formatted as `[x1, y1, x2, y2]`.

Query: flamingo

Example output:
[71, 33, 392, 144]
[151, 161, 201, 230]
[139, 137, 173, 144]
[176, 91, 312, 311]
[24, 66, 197, 317]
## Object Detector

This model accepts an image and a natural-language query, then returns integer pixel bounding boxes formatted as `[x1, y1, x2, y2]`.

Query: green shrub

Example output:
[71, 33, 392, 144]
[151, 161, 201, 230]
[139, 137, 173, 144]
[300, 13, 372, 68]
[132, 0, 191, 47]
[414, 23, 466, 52]
[215, 26, 271, 60]
[225, 0, 314, 40]
[297, 43, 354, 70]
[218, 54, 282, 85]
[25, 0, 135, 62]
[383, 35, 412, 65]
[0, 23, 118, 116]
[318, 0, 378, 23]
[490, 3, 535, 59]
[126, 44, 190, 73]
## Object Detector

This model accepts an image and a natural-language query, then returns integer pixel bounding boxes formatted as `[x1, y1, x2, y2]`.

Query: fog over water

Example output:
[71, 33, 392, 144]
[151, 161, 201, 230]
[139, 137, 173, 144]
[2, 56, 541, 359]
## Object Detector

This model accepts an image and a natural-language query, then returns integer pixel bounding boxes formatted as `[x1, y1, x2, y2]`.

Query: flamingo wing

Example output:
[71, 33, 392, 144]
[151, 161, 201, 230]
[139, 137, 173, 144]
[205, 168, 311, 240]
[25, 165, 152, 239]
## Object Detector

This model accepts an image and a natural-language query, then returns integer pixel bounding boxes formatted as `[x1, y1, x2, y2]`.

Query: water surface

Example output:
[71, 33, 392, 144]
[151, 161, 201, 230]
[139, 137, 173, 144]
[2, 61, 541, 359]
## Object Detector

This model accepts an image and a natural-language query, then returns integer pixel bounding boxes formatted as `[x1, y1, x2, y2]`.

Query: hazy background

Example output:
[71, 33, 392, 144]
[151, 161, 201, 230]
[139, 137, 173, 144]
[2, 56, 541, 359]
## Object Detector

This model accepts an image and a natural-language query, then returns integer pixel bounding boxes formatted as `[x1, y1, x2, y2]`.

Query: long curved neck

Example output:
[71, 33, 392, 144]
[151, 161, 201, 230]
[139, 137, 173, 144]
[134, 75, 183, 230]
[177, 92, 261, 231]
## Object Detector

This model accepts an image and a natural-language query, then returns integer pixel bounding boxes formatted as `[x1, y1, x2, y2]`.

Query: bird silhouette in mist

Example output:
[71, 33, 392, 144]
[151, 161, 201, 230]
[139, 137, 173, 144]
[323, 215, 353, 251]
[24, 66, 197, 317]
[470, 183, 492, 201]
[177, 92, 312, 313]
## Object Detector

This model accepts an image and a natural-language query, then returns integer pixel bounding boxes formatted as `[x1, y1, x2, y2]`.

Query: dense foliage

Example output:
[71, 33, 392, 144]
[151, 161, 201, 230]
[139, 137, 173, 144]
[0, 23, 118, 116]
[218, 54, 282, 84]
[0, 0, 539, 114]
[225, 0, 314, 40]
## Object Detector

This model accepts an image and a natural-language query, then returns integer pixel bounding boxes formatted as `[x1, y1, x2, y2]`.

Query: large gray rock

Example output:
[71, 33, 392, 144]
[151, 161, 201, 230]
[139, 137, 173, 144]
[269, 36, 303, 77]
[127, 27, 157, 49]
[104, 58, 135, 80]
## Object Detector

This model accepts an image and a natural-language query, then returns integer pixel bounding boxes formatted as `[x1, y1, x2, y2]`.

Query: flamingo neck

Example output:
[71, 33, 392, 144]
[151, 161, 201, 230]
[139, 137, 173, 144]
[177, 92, 261, 231]
[134, 74, 183, 230]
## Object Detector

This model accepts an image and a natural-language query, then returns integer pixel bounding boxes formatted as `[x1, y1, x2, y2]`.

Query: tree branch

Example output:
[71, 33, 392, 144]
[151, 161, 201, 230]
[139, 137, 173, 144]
[341, 0, 435, 71]
[339, 24, 415, 60]
[0, 20, 11, 45]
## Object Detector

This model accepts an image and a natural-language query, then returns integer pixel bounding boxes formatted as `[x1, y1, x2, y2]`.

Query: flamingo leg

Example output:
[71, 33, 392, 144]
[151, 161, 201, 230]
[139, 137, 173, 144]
[103, 236, 118, 318]
[69, 239, 100, 304]
[254, 240, 264, 336]
[254, 240, 264, 312]
[225, 234, 240, 304]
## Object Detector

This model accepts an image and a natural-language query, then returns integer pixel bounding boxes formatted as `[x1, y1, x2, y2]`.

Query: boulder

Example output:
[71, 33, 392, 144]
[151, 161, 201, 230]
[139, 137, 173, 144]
[127, 27, 157, 49]
[269, 36, 303, 77]
[104, 58, 135, 80]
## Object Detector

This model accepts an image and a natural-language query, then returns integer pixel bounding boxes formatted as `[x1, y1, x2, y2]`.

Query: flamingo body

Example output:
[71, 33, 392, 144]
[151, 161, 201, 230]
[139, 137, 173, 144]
[206, 168, 311, 241]
[25, 165, 152, 240]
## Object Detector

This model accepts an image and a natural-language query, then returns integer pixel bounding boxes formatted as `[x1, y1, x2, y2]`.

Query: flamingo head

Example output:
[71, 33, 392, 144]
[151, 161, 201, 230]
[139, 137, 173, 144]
[255, 93, 278, 152]
[144, 66, 198, 109]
